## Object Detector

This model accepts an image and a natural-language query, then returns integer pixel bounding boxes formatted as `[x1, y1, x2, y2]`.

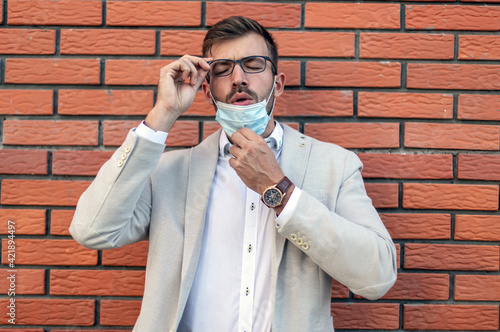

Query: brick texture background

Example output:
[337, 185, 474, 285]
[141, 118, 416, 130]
[0, 0, 499, 330]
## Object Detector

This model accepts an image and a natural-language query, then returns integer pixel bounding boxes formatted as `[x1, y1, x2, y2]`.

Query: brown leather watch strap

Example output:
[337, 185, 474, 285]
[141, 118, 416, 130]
[276, 176, 293, 194]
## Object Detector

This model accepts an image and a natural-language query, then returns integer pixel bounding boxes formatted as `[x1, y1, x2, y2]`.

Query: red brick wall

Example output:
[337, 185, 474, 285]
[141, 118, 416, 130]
[0, 0, 499, 330]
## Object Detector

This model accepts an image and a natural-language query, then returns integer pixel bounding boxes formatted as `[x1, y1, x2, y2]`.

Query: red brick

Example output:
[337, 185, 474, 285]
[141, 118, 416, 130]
[404, 122, 499, 150]
[206, 2, 301, 28]
[53, 150, 113, 176]
[8, 0, 102, 26]
[365, 183, 399, 209]
[0, 298, 94, 325]
[360, 33, 454, 59]
[305, 3, 400, 29]
[0, 269, 45, 295]
[278, 61, 301, 86]
[404, 243, 499, 271]
[0, 29, 55, 54]
[0, 330, 43, 332]
[360, 153, 453, 179]
[407, 63, 500, 90]
[61, 29, 155, 55]
[58, 90, 154, 116]
[403, 183, 499, 211]
[305, 122, 399, 149]
[5, 58, 100, 85]
[1, 179, 91, 206]
[100, 300, 141, 326]
[455, 275, 500, 301]
[404, 304, 499, 330]
[358, 92, 453, 119]
[458, 154, 500, 181]
[275, 91, 353, 118]
[0, 209, 46, 235]
[459, 35, 500, 60]
[380, 213, 451, 240]
[103, 120, 198, 147]
[2, 239, 97, 266]
[273, 31, 354, 57]
[50, 209, 75, 236]
[181, 92, 214, 117]
[455, 215, 500, 241]
[3, 120, 98, 146]
[0, 150, 47, 175]
[382, 273, 449, 300]
[307, 61, 400, 88]
[51, 270, 145, 296]
[102, 241, 148, 267]
[406, 5, 500, 31]
[203, 121, 222, 140]
[331, 303, 399, 329]
[105, 59, 172, 85]
[458, 94, 500, 120]
[331, 279, 349, 299]
[0, 90, 53, 115]
[107, 1, 200, 26]
[161, 30, 206, 56]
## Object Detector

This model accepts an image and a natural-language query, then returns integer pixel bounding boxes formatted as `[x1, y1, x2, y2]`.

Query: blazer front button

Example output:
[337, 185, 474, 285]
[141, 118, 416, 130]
[290, 233, 297, 241]
[302, 243, 309, 250]
[296, 237, 304, 245]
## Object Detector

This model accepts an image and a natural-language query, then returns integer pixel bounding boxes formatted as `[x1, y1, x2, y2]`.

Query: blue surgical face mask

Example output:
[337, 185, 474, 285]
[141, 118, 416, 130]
[209, 77, 276, 137]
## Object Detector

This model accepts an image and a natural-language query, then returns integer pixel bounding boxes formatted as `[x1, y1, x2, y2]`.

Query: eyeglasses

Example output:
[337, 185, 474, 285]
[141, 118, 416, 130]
[208, 55, 276, 78]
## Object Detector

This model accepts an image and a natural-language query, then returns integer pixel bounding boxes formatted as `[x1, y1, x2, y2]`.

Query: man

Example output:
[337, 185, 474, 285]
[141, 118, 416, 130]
[70, 16, 397, 332]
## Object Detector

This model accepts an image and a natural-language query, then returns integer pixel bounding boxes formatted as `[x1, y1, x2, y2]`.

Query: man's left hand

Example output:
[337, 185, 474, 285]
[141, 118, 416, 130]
[228, 127, 284, 195]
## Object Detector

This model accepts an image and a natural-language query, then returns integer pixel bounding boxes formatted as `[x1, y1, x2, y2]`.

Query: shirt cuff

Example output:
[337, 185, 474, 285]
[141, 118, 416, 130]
[135, 121, 168, 144]
[275, 187, 302, 228]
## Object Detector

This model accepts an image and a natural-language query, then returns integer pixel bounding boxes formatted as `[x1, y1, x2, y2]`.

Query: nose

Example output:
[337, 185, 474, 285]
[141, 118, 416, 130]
[231, 62, 248, 87]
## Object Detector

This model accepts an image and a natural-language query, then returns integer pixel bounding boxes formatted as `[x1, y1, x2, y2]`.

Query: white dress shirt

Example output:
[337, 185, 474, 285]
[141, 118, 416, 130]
[135, 121, 301, 332]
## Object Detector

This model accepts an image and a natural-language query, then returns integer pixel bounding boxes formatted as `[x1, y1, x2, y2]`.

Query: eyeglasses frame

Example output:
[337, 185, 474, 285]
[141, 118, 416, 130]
[207, 55, 277, 80]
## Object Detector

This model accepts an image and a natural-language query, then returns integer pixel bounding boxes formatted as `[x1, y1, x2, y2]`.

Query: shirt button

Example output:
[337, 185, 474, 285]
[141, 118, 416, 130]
[250, 203, 255, 210]
[248, 244, 253, 253]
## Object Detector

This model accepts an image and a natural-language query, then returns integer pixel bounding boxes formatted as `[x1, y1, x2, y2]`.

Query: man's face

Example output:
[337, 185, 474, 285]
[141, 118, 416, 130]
[203, 33, 277, 110]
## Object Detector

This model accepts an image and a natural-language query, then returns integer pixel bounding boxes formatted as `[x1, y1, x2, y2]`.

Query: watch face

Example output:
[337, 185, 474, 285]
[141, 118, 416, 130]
[263, 187, 283, 208]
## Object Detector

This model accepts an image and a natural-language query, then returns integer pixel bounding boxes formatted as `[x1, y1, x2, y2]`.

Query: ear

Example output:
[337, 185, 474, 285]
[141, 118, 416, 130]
[202, 80, 213, 105]
[273, 72, 286, 98]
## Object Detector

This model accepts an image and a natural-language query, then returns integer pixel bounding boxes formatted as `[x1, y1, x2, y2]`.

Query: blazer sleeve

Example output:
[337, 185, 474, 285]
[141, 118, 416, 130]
[277, 150, 397, 300]
[69, 130, 166, 250]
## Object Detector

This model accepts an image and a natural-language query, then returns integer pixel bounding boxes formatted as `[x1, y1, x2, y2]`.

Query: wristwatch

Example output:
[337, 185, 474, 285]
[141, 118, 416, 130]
[262, 176, 293, 208]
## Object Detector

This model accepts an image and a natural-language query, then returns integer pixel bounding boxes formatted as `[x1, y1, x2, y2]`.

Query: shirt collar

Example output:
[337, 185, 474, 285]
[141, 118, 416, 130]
[219, 121, 284, 158]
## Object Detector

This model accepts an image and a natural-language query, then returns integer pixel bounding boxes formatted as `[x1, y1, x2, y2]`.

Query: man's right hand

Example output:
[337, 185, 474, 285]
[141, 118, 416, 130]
[144, 55, 213, 132]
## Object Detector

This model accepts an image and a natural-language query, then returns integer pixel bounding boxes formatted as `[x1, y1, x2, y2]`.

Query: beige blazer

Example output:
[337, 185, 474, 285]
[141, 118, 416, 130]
[70, 124, 397, 332]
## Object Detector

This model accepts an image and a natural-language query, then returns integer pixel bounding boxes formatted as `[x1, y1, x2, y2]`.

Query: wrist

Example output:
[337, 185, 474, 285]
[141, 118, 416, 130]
[145, 106, 178, 132]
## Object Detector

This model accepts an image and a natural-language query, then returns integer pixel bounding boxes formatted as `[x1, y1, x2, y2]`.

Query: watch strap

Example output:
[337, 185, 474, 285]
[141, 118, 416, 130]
[276, 176, 293, 194]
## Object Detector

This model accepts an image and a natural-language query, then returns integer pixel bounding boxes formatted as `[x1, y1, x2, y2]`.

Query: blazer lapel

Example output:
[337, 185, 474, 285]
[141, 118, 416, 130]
[177, 129, 221, 323]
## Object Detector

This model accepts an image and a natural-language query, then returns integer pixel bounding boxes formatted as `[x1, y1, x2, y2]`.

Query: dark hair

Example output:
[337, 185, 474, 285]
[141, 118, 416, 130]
[202, 16, 278, 70]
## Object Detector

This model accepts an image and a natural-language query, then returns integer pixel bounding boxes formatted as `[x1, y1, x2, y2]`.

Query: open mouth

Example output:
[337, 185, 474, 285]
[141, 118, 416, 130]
[231, 93, 253, 106]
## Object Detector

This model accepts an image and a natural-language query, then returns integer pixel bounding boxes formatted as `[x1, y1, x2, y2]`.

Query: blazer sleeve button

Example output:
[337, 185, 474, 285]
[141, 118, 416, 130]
[290, 233, 297, 241]
[296, 237, 304, 245]
[302, 243, 309, 250]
